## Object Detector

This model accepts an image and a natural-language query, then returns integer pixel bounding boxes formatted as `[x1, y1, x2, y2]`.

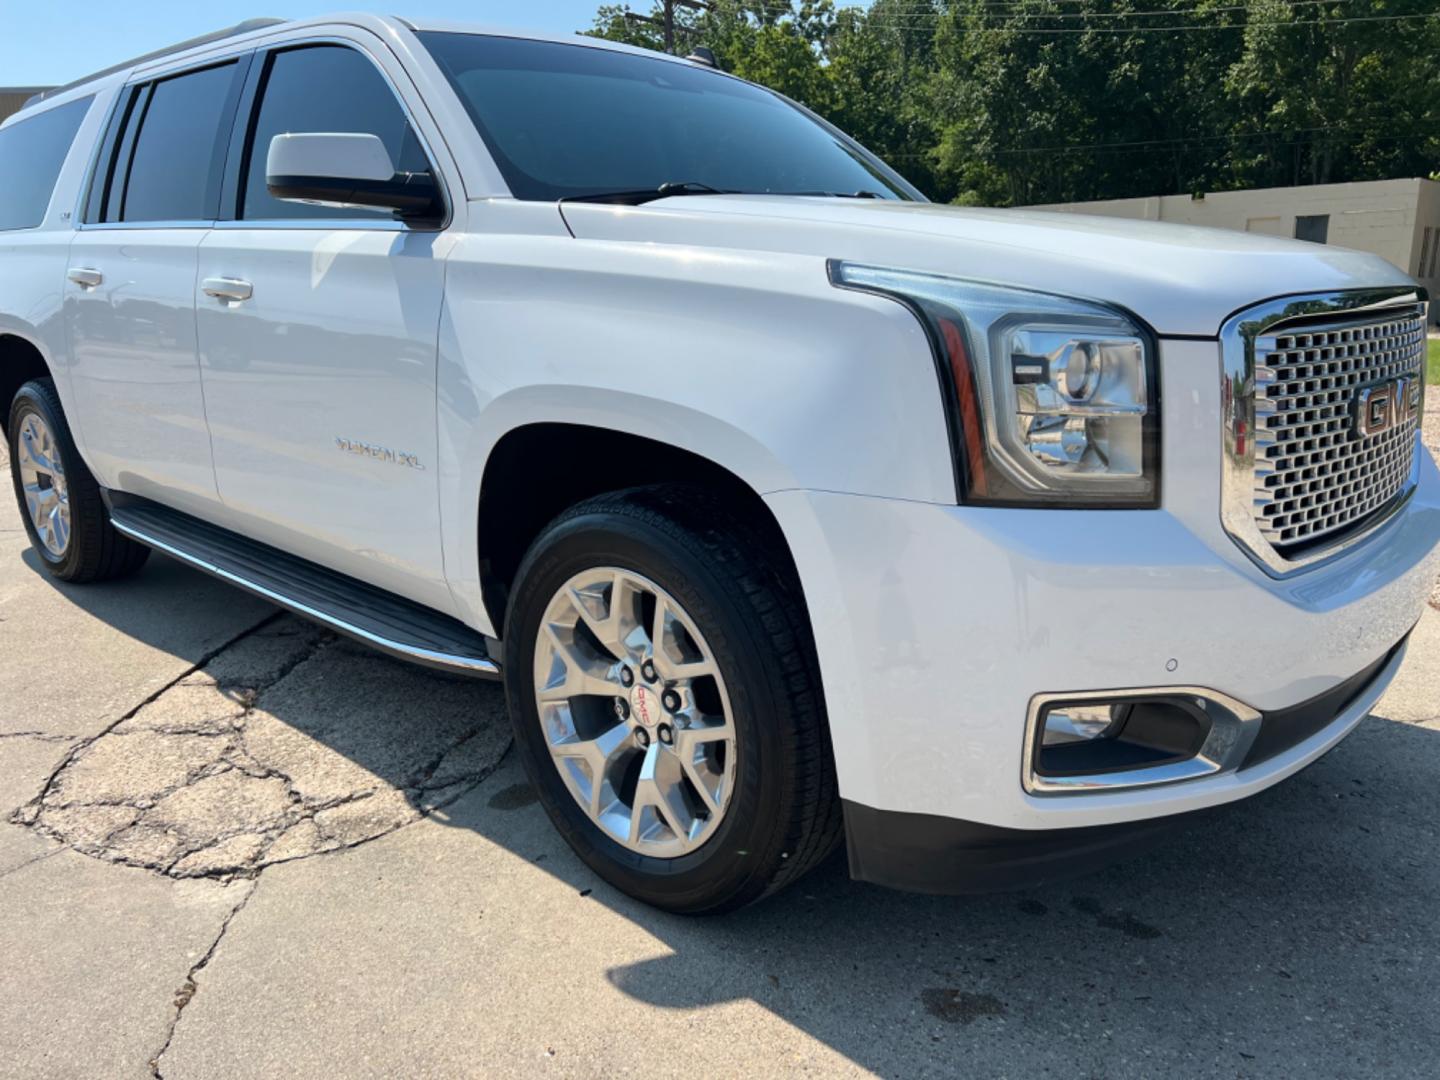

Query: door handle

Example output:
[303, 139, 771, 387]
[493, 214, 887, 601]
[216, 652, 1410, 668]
[67, 267, 103, 289]
[202, 277, 254, 303]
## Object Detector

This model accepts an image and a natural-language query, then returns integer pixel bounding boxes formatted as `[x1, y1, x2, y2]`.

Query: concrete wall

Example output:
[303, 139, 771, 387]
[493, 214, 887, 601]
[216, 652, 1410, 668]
[0, 88, 50, 126]
[1413, 180, 1440, 304]
[1030, 180, 1440, 314]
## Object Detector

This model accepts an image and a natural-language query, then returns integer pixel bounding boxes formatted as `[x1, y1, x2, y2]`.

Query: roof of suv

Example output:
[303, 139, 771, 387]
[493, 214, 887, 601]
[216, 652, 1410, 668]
[19, 12, 712, 116]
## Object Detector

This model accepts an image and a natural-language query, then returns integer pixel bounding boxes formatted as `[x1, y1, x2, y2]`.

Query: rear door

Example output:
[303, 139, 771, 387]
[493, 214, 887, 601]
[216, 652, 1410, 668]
[65, 58, 250, 512]
[194, 37, 457, 612]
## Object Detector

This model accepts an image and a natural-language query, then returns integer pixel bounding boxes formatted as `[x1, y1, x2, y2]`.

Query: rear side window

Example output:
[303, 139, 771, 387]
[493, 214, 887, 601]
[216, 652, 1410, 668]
[117, 62, 240, 223]
[240, 44, 430, 222]
[0, 96, 92, 231]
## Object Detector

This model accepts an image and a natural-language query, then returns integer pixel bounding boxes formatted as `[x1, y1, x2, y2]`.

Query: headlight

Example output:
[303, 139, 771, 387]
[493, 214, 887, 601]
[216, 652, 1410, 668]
[831, 262, 1160, 507]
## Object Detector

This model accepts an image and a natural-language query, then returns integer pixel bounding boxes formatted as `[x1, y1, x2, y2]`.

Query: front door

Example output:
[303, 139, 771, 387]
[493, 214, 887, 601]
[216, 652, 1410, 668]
[195, 41, 455, 612]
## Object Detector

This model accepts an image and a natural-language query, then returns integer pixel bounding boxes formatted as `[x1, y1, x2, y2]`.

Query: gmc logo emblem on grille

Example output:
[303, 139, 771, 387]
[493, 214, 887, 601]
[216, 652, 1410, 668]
[1355, 377, 1421, 438]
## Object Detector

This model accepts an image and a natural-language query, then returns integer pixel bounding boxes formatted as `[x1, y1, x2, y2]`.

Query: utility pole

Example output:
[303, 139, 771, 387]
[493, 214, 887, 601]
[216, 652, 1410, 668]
[623, 0, 713, 55]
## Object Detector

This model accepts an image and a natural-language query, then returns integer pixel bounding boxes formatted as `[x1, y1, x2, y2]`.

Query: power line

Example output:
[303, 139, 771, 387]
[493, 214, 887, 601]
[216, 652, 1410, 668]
[670, 2, 1440, 33]
[992, 127, 1440, 155]
[852, 0, 1404, 20]
[847, 11, 1440, 30]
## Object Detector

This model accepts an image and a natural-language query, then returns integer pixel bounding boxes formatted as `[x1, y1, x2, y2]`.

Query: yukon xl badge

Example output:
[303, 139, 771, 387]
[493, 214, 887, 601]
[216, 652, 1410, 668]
[335, 437, 424, 470]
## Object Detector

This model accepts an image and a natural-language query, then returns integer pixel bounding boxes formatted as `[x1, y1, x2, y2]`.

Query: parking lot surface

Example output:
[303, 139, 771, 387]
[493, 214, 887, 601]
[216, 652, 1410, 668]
[3, 428, 1439, 1079]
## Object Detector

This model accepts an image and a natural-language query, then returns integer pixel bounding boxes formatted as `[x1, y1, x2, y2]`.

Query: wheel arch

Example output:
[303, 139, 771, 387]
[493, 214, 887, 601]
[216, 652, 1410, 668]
[0, 331, 55, 441]
[475, 420, 804, 642]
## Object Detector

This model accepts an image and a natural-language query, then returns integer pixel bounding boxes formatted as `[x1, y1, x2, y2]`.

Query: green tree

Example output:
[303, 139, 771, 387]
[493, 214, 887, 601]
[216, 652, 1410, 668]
[587, 1, 1440, 206]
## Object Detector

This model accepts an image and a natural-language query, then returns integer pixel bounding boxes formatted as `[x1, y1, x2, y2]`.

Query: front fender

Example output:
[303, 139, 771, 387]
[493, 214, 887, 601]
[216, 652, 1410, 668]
[436, 231, 956, 630]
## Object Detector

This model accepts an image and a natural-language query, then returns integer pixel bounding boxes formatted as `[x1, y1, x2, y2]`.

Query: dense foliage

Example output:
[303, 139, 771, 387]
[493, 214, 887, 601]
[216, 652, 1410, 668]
[588, 1, 1440, 205]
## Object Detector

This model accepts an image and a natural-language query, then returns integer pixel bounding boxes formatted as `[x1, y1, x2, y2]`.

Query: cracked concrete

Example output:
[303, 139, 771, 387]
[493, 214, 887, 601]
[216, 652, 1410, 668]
[0, 504, 276, 740]
[0, 852, 251, 1080]
[148, 879, 257, 1079]
[14, 617, 511, 879]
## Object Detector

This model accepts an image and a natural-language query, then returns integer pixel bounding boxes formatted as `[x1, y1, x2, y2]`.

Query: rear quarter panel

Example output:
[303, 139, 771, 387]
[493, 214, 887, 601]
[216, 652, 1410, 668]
[0, 86, 116, 461]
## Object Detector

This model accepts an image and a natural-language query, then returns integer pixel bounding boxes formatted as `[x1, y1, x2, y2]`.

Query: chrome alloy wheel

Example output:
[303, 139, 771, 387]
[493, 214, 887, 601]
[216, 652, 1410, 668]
[533, 567, 737, 857]
[16, 413, 70, 557]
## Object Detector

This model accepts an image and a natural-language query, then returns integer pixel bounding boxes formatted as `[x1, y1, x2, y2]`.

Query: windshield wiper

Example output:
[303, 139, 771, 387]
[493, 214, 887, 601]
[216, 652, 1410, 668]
[778, 190, 889, 199]
[558, 181, 735, 207]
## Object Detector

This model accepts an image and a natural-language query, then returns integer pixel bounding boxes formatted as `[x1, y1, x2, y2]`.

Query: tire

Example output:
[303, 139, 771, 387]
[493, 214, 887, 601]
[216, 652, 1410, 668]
[503, 484, 842, 914]
[7, 378, 149, 583]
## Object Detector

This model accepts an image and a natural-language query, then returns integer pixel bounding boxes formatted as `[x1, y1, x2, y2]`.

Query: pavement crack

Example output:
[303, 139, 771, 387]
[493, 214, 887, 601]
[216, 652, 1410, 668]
[148, 879, 256, 1079]
[0, 842, 68, 881]
[13, 615, 512, 881]
[8, 612, 285, 831]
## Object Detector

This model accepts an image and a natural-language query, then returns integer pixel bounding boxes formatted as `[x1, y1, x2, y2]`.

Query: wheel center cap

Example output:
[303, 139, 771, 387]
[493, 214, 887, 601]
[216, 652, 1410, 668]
[629, 684, 659, 728]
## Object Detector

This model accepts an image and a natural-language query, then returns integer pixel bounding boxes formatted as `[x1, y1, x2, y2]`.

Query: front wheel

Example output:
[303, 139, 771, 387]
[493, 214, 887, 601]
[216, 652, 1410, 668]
[503, 485, 841, 914]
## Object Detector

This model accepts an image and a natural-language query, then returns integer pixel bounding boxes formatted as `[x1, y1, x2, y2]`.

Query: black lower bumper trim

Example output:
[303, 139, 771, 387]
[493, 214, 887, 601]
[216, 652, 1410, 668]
[1240, 634, 1406, 768]
[843, 799, 1212, 895]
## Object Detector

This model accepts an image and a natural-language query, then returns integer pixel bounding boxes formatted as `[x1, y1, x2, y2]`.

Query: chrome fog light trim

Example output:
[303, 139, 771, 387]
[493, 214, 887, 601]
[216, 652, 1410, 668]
[1024, 686, 1262, 795]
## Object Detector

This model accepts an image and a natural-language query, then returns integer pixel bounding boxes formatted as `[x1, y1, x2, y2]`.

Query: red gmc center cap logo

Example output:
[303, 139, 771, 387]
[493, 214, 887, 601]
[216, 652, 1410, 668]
[629, 685, 658, 727]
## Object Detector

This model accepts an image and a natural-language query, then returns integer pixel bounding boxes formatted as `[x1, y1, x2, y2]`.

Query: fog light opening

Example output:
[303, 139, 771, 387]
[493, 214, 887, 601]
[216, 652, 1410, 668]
[1035, 697, 1212, 779]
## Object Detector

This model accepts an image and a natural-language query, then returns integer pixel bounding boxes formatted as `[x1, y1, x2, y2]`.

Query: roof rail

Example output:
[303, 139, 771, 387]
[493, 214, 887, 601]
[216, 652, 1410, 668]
[24, 18, 286, 108]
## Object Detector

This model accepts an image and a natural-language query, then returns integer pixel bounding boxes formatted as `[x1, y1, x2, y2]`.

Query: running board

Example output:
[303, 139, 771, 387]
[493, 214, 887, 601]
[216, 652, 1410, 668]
[106, 495, 500, 679]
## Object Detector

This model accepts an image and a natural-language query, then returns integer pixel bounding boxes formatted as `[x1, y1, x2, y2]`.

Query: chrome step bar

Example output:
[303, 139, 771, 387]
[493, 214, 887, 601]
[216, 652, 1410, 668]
[106, 494, 500, 679]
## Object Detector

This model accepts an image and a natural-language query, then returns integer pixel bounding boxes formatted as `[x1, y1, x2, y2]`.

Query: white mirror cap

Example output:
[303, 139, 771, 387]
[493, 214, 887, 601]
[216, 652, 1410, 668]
[266, 132, 395, 183]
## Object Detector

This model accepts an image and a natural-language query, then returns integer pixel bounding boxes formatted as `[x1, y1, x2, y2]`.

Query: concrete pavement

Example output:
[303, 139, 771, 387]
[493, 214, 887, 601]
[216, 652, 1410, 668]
[2, 439, 1440, 1078]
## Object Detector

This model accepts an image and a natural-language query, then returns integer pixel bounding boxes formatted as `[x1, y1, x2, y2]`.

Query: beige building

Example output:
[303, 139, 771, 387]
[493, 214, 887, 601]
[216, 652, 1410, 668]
[1031, 178, 1440, 323]
[0, 88, 51, 125]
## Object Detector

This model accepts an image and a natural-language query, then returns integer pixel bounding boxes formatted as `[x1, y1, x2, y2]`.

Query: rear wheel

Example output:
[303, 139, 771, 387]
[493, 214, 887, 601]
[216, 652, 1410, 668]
[7, 379, 149, 583]
[503, 485, 841, 913]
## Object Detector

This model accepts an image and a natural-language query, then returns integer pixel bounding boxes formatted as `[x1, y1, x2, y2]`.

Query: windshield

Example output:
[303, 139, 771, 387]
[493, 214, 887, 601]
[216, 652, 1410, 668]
[419, 33, 920, 203]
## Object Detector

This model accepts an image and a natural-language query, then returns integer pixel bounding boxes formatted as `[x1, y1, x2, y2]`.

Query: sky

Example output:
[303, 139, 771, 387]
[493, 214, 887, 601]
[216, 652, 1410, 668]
[0, 1, 616, 87]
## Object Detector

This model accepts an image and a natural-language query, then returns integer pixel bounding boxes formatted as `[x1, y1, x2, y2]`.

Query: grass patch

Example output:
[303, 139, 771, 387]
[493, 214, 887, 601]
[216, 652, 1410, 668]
[1430, 337, 1440, 385]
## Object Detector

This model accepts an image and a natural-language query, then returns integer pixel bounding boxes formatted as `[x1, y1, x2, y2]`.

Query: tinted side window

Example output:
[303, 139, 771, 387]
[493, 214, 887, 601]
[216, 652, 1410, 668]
[0, 96, 93, 231]
[120, 62, 238, 223]
[242, 45, 430, 222]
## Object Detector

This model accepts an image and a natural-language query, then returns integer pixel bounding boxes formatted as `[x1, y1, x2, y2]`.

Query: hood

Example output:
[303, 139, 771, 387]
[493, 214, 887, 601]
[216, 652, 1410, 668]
[558, 196, 1418, 338]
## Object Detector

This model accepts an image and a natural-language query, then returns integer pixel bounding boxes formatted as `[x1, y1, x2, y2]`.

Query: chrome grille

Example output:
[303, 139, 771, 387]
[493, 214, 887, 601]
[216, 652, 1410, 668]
[1252, 306, 1425, 551]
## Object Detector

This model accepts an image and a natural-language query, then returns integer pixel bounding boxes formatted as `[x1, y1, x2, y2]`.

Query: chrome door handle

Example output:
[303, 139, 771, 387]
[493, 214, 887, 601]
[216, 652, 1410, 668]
[202, 277, 253, 303]
[67, 267, 103, 289]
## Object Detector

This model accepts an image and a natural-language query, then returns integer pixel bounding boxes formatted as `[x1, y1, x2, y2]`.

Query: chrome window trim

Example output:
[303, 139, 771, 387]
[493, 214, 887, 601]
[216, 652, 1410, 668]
[1023, 685, 1262, 795]
[1219, 287, 1429, 578]
[75, 32, 456, 235]
[77, 220, 216, 231]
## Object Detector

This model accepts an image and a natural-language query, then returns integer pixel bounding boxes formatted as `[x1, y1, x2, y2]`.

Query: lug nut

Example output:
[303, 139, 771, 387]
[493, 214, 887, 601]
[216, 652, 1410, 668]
[662, 689, 681, 713]
[636, 728, 651, 748]
[613, 697, 629, 721]
[619, 666, 634, 688]
[658, 724, 673, 745]
[641, 659, 658, 683]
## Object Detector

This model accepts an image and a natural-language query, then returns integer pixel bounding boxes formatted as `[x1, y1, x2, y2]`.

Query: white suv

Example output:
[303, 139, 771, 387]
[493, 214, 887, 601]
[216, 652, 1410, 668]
[3, 15, 1437, 912]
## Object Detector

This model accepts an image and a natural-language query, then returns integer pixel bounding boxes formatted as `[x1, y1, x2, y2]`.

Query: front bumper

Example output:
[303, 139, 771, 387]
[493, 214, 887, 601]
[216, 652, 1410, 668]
[841, 634, 1408, 893]
[764, 339, 1440, 859]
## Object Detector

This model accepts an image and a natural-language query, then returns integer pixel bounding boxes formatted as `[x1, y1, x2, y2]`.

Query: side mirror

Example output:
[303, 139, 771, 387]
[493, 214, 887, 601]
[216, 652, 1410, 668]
[265, 133, 441, 220]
